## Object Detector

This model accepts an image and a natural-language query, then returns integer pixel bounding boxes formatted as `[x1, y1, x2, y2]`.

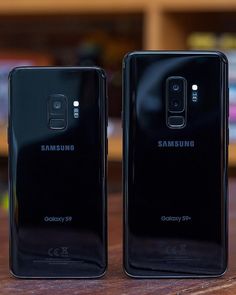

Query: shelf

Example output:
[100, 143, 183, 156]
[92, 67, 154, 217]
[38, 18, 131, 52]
[229, 144, 236, 166]
[108, 136, 122, 162]
[0, 0, 235, 50]
[0, 1, 235, 49]
[0, 1, 148, 16]
[0, 127, 7, 157]
[160, 0, 236, 11]
[1, 0, 236, 14]
[108, 119, 122, 162]
[0, 0, 235, 165]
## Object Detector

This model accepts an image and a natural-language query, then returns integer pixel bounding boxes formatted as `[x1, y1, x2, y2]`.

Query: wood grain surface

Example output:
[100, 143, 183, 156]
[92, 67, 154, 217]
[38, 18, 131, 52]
[0, 181, 236, 295]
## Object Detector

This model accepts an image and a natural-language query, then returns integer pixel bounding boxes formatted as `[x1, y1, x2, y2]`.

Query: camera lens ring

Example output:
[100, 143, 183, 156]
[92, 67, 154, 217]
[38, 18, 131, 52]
[172, 84, 180, 92]
[169, 98, 183, 112]
[53, 101, 62, 110]
[171, 99, 180, 108]
[170, 81, 182, 93]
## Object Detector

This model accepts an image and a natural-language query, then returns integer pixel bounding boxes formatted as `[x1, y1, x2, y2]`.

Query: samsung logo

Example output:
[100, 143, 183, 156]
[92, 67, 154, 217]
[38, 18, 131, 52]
[158, 140, 195, 148]
[41, 145, 75, 152]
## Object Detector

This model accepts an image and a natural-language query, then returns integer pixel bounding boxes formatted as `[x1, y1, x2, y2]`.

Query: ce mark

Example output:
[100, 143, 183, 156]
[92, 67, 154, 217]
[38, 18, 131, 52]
[48, 247, 69, 257]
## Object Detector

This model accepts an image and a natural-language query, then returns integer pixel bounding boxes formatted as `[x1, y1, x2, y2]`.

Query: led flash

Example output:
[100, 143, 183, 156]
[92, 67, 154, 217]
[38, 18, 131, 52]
[192, 85, 198, 91]
[73, 101, 79, 107]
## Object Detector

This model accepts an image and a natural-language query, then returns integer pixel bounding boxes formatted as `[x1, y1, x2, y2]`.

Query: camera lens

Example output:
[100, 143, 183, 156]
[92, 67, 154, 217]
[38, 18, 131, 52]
[168, 97, 183, 112]
[170, 81, 182, 93]
[169, 98, 183, 112]
[171, 99, 180, 108]
[53, 101, 62, 110]
[168, 95, 184, 112]
[172, 84, 180, 92]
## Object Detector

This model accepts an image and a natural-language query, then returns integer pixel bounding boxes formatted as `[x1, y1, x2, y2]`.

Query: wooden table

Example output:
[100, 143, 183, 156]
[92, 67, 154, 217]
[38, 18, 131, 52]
[1, 181, 236, 294]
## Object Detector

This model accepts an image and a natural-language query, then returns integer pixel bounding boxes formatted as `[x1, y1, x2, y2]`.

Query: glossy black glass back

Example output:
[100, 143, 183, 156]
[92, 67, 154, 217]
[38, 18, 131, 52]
[123, 52, 228, 277]
[9, 67, 107, 278]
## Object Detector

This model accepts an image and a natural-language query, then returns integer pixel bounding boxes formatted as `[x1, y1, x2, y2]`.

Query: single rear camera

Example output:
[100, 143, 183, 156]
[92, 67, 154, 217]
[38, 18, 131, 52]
[53, 101, 62, 110]
[48, 94, 67, 130]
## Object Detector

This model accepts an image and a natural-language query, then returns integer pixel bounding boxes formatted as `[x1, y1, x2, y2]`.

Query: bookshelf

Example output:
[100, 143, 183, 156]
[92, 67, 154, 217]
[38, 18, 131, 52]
[0, 0, 235, 165]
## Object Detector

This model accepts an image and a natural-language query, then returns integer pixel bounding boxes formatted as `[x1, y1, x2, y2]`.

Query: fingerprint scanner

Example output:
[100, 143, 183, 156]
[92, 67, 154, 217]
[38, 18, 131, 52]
[49, 119, 66, 130]
[168, 116, 185, 128]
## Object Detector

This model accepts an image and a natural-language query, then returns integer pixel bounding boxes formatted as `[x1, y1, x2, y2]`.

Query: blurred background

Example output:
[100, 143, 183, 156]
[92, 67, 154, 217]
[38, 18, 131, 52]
[0, 0, 236, 210]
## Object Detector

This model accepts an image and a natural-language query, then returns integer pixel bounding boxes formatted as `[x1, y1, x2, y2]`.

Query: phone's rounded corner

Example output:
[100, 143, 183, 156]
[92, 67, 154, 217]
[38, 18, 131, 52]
[93, 266, 107, 279]
[93, 67, 106, 80]
[215, 263, 228, 278]
[123, 51, 139, 67]
[9, 66, 31, 83]
[213, 51, 229, 65]
[8, 67, 21, 82]
[123, 265, 133, 278]
[9, 267, 24, 279]
[123, 262, 139, 279]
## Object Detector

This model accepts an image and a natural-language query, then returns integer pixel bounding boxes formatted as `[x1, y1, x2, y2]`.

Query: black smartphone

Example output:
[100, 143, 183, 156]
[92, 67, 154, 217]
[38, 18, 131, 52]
[123, 51, 228, 278]
[9, 67, 107, 278]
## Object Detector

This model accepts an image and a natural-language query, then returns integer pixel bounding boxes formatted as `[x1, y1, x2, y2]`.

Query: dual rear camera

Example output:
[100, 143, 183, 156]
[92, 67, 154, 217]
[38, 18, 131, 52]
[166, 77, 186, 113]
[166, 76, 187, 129]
